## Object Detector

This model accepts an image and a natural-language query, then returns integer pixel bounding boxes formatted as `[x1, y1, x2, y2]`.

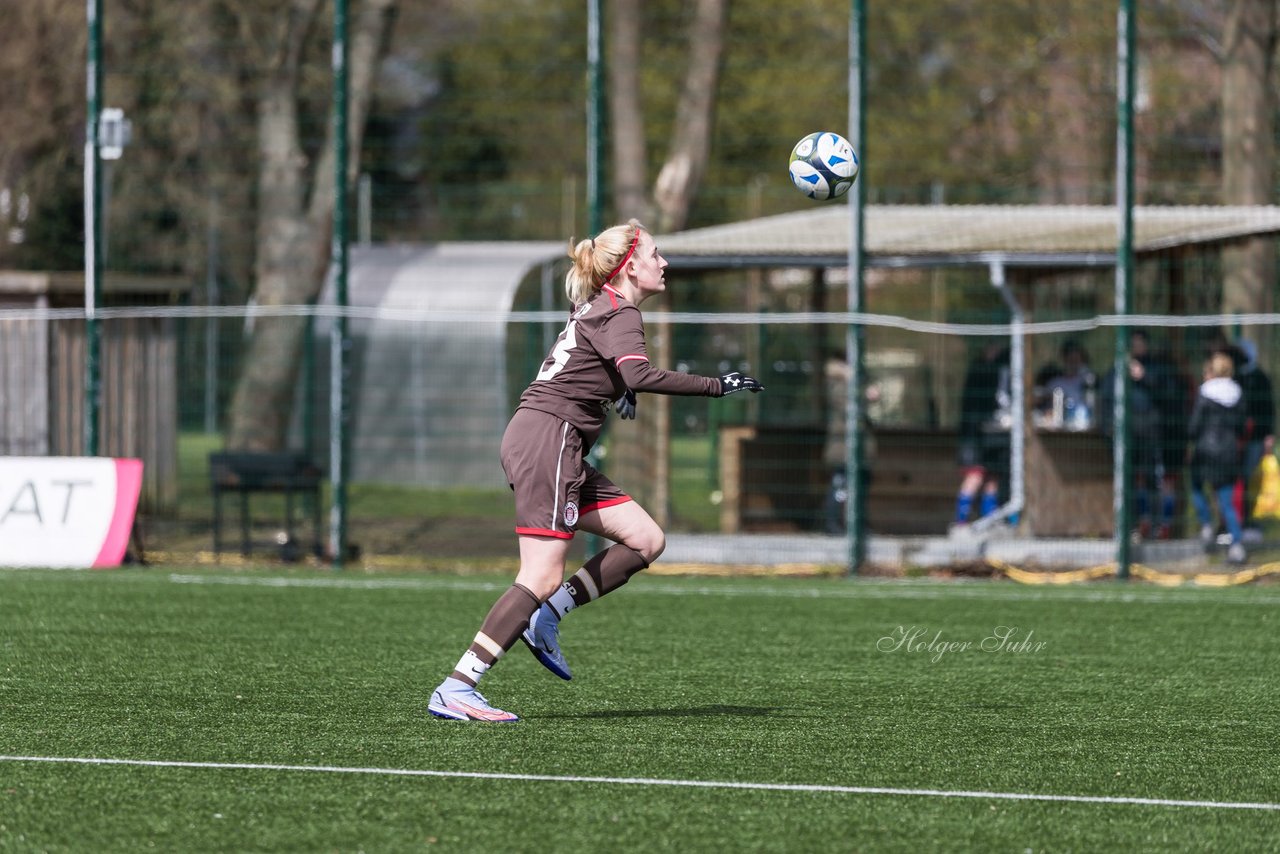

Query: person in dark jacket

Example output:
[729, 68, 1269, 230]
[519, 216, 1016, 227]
[1098, 330, 1180, 539]
[1234, 339, 1276, 539]
[1188, 350, 1247, 564]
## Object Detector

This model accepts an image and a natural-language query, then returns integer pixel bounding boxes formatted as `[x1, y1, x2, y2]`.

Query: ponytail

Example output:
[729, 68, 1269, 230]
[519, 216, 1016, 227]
[564, 219, 645, 305]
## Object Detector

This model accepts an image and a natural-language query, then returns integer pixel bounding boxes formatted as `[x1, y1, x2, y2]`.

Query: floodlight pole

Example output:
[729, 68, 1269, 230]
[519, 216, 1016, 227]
[84, 0, 104, 457]
[329, 0, 351, 568]
[845, 0, 868, 573]
[1113, 0, 1136, 580]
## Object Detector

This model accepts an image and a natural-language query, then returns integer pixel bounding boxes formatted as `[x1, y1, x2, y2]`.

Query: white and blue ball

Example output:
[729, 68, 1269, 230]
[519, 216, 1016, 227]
[788, 131, 858, 201]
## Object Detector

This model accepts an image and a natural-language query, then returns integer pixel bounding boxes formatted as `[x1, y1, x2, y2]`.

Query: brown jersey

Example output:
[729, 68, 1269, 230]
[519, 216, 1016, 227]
[517, 284, 720, 448]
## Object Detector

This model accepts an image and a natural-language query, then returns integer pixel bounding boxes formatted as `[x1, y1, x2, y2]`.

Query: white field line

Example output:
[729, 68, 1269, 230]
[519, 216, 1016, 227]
[0, 755, 1275, 812]
[166, 573, 507, 592]
[163, 572, 1280, 606]
[4, 568, 1277, 606]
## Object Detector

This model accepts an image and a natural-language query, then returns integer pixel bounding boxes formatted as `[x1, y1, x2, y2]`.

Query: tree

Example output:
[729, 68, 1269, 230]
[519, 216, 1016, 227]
[607, 0, 727, 231]
[601, 0, 725, 523]
[608, 0, 648, 221]
[225, 0, 396, 450]
[0, 2, 86, 270]
[1220, 0, 1277, 322]
[650, 0, 727, 232]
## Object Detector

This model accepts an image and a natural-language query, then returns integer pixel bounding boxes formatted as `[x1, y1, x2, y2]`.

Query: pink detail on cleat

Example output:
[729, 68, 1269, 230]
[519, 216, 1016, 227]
[428, 689, 519, 723]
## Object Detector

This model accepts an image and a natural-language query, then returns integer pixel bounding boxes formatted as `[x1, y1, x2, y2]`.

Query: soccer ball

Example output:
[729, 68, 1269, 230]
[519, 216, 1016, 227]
[788, 131, 858, 201]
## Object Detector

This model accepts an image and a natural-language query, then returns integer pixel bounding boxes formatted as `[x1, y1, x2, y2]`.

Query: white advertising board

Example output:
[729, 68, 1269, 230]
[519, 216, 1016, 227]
[0, 457, 143, 568]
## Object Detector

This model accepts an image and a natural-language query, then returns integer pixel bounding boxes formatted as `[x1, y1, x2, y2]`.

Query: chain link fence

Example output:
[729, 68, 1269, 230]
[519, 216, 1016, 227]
[2, 1, 1278, 574]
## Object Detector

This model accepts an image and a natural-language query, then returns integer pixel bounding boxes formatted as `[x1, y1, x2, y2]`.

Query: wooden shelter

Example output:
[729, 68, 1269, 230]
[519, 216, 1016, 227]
[656, 205, 1280, 536]
[0, 271, 191, 511]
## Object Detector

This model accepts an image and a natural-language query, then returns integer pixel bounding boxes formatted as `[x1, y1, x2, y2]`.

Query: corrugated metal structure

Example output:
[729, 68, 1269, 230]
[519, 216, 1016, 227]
[310, 242, 563, 487]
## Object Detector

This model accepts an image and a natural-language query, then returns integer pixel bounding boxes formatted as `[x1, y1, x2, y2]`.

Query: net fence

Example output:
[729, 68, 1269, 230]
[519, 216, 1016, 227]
[2, 0, 1278, 575]
[3, 285, 1278, 573]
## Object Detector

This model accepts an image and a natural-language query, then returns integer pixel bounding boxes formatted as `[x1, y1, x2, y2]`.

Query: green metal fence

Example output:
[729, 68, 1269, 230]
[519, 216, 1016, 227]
[1, 0, 1278, 573]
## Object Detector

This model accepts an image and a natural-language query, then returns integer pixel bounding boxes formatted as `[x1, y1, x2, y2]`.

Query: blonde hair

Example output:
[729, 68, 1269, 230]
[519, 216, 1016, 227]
[1208, 351, 1234, 379]
[564, 218, 646, 305]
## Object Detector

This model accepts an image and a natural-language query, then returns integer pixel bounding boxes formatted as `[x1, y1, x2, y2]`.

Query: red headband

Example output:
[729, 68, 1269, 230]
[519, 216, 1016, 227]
[601, 231, 640, 286]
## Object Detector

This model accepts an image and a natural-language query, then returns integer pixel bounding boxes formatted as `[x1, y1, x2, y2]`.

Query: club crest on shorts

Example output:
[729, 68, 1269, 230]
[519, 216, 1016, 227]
[564, 501, 579, 527]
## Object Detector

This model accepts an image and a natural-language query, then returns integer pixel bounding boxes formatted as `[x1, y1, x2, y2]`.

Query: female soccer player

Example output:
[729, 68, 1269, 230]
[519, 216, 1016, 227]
[429, 219, 763, 722]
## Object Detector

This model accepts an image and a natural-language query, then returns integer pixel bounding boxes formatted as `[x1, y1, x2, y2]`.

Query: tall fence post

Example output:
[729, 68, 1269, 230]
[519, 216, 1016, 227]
[329, 0, 351, 568]
[845, 0, 868, 573]
[204, 194, 220, 435]
[584, 0, 605, 559]
[84, 0, 104, 457]
[586, 0, 604, 236]
[1113, 0, 1137, 579]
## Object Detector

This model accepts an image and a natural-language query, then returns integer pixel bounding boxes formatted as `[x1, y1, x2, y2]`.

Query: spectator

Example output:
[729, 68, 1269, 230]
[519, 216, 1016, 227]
[821, 352, 876, 534]
[1155, 344, 1194, 538]
[1234, 339, 1275, 542]
[1099, 330, 1178, 539]
[954, 341, 1012, 528]
[1035, 338, 1097, 430]
[822, 353, 851, 534]
[1187, 351, 1247, 564]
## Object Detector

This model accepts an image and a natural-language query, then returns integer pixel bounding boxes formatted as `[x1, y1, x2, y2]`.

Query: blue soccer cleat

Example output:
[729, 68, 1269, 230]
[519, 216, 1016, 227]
[521, 604, 572, 681]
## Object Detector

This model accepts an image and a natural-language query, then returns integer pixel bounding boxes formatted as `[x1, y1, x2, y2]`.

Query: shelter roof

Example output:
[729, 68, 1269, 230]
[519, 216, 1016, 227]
[0, 270, 192, 297]
[656, 205, 1280, 268]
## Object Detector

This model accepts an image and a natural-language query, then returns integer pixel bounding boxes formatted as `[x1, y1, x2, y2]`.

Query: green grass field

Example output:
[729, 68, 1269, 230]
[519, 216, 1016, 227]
[2, 567, 1278, 851]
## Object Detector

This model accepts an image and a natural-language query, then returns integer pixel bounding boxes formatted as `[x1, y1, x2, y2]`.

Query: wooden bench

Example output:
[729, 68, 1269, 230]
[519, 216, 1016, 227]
[866, 428, 959, 535]
[719, 426, 827, 532]
[209, 452, 323, 559]
[718, 426, 971, 535]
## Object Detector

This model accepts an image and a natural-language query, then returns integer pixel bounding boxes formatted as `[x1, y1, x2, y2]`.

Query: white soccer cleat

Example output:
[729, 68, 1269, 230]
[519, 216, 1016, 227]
[522, 604, 572, 681]
[428, 683, 519, 723]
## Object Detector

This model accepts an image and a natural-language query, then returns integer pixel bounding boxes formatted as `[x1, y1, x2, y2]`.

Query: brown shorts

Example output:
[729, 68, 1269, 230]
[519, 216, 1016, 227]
[500, 408, 631, 539]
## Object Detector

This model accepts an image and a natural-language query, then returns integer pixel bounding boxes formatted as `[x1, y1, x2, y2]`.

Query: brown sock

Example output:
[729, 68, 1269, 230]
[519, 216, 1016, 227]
[544, 544, 648, 619]
[449, 583, 540, 687]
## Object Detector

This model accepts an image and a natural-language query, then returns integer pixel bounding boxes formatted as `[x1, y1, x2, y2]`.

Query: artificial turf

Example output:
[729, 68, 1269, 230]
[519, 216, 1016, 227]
[1, 567, 1278, 851]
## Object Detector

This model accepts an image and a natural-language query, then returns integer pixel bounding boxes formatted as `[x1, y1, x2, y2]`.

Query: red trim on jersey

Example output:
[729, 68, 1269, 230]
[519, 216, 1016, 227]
[515, 527, 574, 540]
[602, 283, 628, 310]
[580, 496, 633, 513]
[615, 354, 648, 366]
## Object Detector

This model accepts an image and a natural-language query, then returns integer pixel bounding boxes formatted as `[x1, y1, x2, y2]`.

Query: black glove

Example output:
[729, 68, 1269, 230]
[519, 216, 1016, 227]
[615, 388, 637, 419]
[719, 371, 764, 396]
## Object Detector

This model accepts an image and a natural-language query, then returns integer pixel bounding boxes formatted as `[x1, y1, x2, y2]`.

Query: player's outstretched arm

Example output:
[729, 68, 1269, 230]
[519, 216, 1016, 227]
[616, 359, 764, 399]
